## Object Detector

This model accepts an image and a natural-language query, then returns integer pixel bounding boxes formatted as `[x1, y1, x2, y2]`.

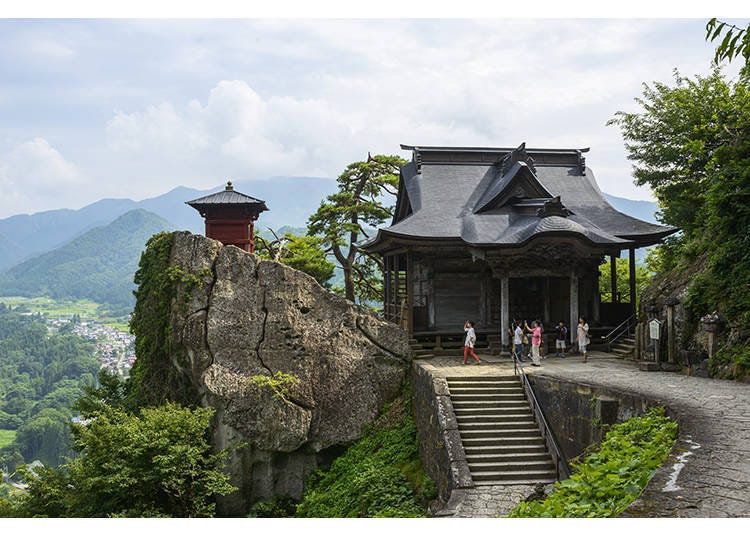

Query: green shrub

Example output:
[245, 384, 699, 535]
[295, 394, 436, 518]
[710, 343, 750, 380]
[510, 407, 677, 518]
[247, 496, 298, 518]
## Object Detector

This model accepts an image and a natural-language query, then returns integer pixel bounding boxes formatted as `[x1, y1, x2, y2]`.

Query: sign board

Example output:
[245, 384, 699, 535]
[649, 319, 661, 340]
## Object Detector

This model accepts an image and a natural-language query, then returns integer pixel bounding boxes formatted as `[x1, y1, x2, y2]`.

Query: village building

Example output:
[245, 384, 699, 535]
[359, 143, 677, 350]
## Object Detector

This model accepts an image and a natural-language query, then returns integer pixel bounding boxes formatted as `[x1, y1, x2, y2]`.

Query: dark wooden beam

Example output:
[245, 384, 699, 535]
[629, 247, 637, 317]
[610, 254, 618, 303]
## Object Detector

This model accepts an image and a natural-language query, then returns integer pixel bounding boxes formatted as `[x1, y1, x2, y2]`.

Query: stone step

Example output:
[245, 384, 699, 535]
[460, 435, 545, 447]
[410, 343, 424, 350]
[413, 353, 435, 360]
[474, 478, 557, 486]
[468, 460, 555, 472]
[449, 385, 524, 392]
[453, 414, 537, 425]
[447, 376, 518, 383]
[458, 427, 542, 438]
[471, 469, 557, 482]
[463, 442, 548, 454]
[450, 392, 526, 401]
[451, 395, 529, 411]
[465, 450, 550, 463]
[451, 401, 534, 413]
[450, 389, 525, 398]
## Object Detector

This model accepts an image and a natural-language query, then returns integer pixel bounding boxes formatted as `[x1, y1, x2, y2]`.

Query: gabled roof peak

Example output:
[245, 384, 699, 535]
[495, 142, 536, 175]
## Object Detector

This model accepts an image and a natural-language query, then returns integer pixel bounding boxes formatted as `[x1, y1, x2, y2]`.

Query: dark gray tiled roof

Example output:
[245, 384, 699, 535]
[186, 182, 268, 212]
[362, 146, 677, 251]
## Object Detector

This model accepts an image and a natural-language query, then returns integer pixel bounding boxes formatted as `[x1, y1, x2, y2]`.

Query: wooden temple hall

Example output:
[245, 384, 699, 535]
[359, 144, 677, 350]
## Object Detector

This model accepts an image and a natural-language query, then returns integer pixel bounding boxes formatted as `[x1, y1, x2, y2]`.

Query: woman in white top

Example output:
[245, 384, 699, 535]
[576, 316, 590, 363]
[463, 320, 481, 364]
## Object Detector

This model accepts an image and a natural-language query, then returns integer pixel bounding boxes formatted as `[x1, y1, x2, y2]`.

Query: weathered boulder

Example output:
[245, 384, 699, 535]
[165, 231, 410, 514]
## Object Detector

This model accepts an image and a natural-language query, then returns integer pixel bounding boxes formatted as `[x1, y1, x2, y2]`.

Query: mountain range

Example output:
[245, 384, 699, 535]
[0, 176, 660, 312]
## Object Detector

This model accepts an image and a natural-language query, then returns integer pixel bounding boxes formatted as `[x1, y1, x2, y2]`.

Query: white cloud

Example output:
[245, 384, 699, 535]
[0, 138, 83, 216]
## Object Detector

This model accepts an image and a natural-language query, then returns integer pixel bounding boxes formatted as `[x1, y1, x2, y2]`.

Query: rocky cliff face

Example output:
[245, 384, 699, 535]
[163, 232, 410, 514]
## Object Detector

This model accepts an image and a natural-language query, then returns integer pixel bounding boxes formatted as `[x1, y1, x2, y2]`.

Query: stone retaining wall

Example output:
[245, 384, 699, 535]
[529, 374, 665, 461]
[411, 362, 473, 507]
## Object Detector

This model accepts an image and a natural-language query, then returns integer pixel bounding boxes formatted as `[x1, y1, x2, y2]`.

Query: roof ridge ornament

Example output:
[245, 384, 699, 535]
[496, 142, 537, 175]
[537, 196, 572, 218]
[226, 180, 234, 191]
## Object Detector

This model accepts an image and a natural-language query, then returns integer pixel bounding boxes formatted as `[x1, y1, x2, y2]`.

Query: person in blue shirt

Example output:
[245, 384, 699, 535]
[555, 321, 568, 358]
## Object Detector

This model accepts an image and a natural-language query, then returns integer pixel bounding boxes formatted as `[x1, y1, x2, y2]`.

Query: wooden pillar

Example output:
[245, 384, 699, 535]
[543, 277, 550, 325]
[383, 256, 391, 320]
[406, 252, 414, 332]
[501, 276, 509, 349]
[629, 247, 637, 317]
[570, 272, 579, 335]
[610, 253, 618, 303]
[593, 268, 600, 322]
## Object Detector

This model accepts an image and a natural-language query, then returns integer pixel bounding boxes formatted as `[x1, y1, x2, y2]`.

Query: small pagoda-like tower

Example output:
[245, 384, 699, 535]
[186, 181, 268, 253]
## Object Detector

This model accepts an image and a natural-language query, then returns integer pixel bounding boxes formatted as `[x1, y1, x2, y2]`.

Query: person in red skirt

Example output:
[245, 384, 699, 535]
[463, 320, 481, 364]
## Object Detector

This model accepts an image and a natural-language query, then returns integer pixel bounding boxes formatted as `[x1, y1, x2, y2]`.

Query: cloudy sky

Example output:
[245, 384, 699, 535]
[0, 12, 746, 218]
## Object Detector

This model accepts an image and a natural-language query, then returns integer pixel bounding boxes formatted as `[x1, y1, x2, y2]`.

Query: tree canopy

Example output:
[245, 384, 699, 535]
[255, 230, 335, 287]
[609, 66, 750, 373]
[308, 154, 407, 304]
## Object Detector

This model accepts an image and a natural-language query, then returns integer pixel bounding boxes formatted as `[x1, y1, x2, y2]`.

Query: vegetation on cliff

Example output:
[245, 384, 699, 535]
[294, 390, 436, 518]
[510, 407, 677, 518]
[127, 232, 199, 408]
[609, 66, 750, 379]
[307, 154, 406, 304]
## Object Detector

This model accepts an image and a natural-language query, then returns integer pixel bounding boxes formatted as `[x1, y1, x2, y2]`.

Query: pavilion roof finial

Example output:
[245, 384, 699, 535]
[226, 180, 234, 191]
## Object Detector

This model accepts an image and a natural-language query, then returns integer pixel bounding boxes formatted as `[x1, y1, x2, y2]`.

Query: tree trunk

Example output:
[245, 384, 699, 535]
[343, 263, 355, 302]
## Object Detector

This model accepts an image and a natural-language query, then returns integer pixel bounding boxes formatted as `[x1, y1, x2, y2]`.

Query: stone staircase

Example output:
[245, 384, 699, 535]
[610, 335, 636, 358]
[447, 376, 557, 485]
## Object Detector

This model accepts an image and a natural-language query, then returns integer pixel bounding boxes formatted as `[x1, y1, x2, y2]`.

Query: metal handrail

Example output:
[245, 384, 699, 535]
[601, 314, 636, 351]
[512, 351, 571, 481]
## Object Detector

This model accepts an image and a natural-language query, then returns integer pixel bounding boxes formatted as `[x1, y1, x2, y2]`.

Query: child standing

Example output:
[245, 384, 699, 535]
[463, 320, 481, 365]
[555, 321, 568, 358]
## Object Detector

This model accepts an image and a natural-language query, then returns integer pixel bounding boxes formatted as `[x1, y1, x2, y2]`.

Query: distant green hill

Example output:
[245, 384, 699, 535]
[0, 209, 173, 313]
[0, 176, 338, 271]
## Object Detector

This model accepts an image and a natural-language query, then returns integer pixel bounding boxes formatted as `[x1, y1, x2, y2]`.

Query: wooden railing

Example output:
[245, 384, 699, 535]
[512, 352, 571, 481]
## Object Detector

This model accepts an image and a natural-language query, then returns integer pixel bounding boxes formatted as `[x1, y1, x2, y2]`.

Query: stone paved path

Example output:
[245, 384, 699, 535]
[421, 350, 750, 517]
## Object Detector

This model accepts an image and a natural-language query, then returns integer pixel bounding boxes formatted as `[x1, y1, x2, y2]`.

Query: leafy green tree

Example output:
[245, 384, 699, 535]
[255, 230, 335, 287]
[16, 402, 235, 518]
[308, 154, 406, 303]
[609, 65, 750, 376]
[598, 258, 652, 309]
[706, 18, 750, 67]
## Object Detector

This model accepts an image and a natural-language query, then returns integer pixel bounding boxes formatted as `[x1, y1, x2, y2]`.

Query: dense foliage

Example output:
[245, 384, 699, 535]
[609, 67, 750, 378]
[8, 374, 234, 518]
[255, 229, 335, 287]
[510, 407, 677, 518]
[0, 209, 173, 314]
[308, 154, 406, 304]
[295, 393, 436, 518]
[0, 305, 97, 469]
[127, 232, 198, 409]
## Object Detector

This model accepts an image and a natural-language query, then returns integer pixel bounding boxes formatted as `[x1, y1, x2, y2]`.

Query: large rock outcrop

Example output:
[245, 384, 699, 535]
[164, 231, 410, 514]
